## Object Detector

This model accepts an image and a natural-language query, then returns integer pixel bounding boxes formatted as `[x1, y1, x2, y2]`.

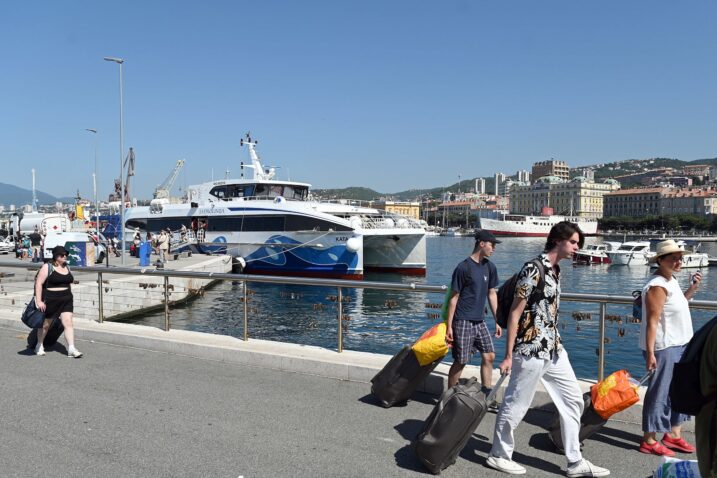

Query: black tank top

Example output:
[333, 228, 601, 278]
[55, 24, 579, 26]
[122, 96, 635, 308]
[46, 267, 73, 288]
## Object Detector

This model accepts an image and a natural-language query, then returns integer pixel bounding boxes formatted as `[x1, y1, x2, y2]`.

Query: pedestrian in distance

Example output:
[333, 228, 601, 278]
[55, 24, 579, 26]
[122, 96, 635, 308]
[639, 239, 700, 456]
[487, 221, 609, 477]
[158, 229, 169, 264]
[33, 245, 83, 358]
[29, 227, 42, 263]
[445, 229, 502, 392]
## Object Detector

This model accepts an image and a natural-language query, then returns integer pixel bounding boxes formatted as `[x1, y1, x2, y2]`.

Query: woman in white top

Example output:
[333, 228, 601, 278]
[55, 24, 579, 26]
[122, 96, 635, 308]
[639, 239, 701, 456]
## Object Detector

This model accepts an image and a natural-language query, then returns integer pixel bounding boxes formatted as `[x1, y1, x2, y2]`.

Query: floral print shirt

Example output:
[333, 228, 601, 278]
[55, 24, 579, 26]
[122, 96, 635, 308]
[513, 253, 563, 359]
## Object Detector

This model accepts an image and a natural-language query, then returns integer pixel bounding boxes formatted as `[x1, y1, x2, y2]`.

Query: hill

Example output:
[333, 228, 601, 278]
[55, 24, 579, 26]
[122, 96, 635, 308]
[0, 183, 67, 207]
[317, 157, 717, 201]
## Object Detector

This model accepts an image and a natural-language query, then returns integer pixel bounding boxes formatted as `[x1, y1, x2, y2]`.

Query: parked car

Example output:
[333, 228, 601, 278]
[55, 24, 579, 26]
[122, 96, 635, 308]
[0, 237, 14, 255]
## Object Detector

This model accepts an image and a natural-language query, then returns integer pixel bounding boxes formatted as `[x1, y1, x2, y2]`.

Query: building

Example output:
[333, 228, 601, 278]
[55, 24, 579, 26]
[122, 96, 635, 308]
[603, 188, 668, 217]
[661, 188, 717, 215]
[573, 168, 595, 182]
[517, 169, 531, 183]
[501, 179, 528, 197]
[372, 201, 420, 220]
[494, 172, 506, 195]
[510, 176, 620, 218]
[532, 160, 570, 182]
[475, 178, 485, 194]
[682, 165, 712, 179]
[711, 165, 717, 182]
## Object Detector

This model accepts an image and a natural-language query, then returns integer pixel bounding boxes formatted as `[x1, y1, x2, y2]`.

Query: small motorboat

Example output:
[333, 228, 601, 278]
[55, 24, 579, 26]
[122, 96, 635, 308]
[605, 241, 652, 266]
[573, 242, 621, 264]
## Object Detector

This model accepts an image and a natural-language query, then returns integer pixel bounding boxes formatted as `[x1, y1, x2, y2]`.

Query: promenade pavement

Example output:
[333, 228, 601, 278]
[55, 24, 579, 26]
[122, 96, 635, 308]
[0, 326, 693, 478]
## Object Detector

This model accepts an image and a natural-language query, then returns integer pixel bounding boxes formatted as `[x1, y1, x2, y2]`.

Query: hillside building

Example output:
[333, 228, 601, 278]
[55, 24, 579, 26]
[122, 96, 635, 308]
[532, 160, 570, 182]
[510, 176, 619, 218]
[494, 173, 506, 195]
[373, 200, 420, 220]
[603, 187, 666, 217]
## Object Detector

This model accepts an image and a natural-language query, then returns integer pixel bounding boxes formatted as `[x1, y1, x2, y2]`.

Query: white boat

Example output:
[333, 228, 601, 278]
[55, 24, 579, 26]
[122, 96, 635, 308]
[573, 242, 621, 264]
[312, 200, 426, 275]
[124, 135, 364, 279]
[648, 241, 709, 269]
[479, 214, 598, 237]
[605, 241, 652, 265]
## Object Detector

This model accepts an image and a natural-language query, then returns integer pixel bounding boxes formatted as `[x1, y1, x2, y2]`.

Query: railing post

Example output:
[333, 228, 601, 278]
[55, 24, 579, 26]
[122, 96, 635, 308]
[337, 287, 343, 353]
[598, 302, 606, 382]
[97, 272, 104, 323]
[164, 276, 170, 332]
[243, 280, 249, 341]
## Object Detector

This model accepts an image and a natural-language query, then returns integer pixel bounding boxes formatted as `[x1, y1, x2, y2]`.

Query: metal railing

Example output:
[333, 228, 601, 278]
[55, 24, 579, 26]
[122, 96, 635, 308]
[2, 260, 716, 380]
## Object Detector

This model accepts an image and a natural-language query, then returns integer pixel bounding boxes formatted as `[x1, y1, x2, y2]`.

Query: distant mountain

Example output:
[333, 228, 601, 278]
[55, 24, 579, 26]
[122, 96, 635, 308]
[0, 182, 69, 207]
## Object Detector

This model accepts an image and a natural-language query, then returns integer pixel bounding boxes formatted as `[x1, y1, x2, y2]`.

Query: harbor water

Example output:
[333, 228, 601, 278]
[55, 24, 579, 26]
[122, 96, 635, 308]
[128, 236, 717, 380]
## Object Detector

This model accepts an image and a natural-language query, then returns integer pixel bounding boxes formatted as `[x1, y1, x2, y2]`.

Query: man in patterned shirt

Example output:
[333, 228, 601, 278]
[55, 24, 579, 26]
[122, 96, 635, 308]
[486, 222, 610, 477]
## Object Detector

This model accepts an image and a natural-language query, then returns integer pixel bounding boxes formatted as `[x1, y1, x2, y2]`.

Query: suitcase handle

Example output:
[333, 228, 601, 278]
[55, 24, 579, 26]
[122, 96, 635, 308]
[635, 370, 654, 387]
[486, 372, 508, 403]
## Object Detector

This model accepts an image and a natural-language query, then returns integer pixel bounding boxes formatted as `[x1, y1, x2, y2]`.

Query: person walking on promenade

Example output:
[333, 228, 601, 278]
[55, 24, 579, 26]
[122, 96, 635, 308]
[487, 221, 609, 477]
[638, 239, 700, 456]
[29, 227, 42, 263]
[33, 245, 83, 358]
[696, 323, 717, 478]
[180, 224, 188, 243]
[158, 230, 169, 264]
[445, 229, 502, 391]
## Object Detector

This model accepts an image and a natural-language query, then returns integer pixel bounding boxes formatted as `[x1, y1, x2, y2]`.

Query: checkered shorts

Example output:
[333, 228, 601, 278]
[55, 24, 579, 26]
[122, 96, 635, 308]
[451, 319, 495, 364]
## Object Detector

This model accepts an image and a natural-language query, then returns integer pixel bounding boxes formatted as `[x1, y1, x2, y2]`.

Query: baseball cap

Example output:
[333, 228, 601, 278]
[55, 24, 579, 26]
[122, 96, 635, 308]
[474, 229, 501, 244]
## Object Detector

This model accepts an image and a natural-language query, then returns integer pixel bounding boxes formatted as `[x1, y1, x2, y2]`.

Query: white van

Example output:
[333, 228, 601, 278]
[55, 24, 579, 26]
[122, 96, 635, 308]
[43, 232, 106, 264]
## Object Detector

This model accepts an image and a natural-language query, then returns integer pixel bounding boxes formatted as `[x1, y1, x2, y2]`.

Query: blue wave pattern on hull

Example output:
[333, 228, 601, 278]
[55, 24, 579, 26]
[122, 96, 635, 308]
[199, 235, 359, 275]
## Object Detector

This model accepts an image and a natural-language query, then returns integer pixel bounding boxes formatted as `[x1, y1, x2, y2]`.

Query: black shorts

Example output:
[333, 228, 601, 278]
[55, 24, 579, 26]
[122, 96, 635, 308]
[43, 289, 73, 320]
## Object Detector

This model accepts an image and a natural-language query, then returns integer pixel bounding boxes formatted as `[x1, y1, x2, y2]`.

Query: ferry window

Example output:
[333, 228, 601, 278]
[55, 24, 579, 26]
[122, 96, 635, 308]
[126, 219, 147, 230]
[254, 184, 269, 197]
[148, 218, 190, 232]
[208, 217, 243, 231]
[226, 185, 246, 198]
[242, 216, 285, 231]
[284, 186, 308, 201]
[209, 186, 227, 199]
[285, 215, 352, 232]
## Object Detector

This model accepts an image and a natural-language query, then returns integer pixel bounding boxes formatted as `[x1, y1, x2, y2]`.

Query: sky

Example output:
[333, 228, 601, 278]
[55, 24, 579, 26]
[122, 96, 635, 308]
[1, 1, 716, 200]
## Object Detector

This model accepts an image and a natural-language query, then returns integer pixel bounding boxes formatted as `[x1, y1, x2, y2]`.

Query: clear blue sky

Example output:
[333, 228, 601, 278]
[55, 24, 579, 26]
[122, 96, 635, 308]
[1, 1, 716, 200]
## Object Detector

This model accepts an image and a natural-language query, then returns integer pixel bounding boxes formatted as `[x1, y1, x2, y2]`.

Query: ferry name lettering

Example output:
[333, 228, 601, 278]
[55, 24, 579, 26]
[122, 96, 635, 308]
[335, 236, 349, 242]
[197, 207, 227, 215]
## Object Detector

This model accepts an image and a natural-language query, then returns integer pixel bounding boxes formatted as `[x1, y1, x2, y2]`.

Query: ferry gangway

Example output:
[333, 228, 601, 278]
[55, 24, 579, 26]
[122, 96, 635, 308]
[2, 261, 717, 382]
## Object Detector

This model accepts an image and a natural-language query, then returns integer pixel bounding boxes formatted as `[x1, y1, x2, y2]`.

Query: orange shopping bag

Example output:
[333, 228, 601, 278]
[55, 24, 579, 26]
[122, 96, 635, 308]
[591, 370, 640, 420]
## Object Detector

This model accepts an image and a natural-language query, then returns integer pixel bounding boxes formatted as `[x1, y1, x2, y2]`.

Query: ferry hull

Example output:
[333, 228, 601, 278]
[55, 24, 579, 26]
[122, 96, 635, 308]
[363, 233, 426, 276]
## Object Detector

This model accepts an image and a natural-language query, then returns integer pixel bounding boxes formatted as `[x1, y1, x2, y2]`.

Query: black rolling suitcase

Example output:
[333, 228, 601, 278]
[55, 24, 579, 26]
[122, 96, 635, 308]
[371, 346, 443, 408]
[27, 317, 65, 350]
[414, 374, 507, 474]
[547, 371, 652, 452]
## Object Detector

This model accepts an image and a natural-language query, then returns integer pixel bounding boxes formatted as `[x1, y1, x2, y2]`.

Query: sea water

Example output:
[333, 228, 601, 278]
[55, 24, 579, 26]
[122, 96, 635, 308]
[129, 236, 717, 380]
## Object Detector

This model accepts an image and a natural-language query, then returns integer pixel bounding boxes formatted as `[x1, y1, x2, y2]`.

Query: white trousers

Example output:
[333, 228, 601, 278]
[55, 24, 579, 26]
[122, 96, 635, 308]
[490, 350, 584, 464]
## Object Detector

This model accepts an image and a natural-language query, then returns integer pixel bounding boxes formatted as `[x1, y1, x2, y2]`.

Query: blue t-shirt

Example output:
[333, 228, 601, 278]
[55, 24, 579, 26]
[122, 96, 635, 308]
[450, 257, 499, 322]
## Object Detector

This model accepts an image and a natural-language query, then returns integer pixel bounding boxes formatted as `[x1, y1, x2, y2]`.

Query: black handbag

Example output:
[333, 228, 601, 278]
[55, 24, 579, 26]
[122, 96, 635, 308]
[21, 297, 46, 329]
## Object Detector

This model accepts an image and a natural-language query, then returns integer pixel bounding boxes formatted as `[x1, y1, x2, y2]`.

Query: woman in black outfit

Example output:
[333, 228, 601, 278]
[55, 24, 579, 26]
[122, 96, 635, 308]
[34, 245, 83, 358]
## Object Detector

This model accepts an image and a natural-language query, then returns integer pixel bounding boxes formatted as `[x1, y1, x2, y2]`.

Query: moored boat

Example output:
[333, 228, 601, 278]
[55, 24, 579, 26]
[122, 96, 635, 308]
[479, 214, 598, 237]
[573, 242, 621, 264]
[605, 241, 652, 266]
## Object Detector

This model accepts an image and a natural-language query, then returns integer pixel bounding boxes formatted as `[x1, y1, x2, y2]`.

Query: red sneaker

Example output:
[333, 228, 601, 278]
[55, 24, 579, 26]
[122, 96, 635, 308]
[639, 440, 676, 456]
[661, 434, 696, 453]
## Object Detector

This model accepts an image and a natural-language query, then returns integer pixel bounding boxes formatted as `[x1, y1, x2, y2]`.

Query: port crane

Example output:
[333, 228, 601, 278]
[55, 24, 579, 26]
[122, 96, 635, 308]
[154, 159, 185, 199]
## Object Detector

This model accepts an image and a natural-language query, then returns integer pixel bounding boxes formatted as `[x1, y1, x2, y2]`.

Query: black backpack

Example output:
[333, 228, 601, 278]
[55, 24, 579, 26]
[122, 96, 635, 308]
[669, 315, 717, 415]
[496, 259, 546, 328]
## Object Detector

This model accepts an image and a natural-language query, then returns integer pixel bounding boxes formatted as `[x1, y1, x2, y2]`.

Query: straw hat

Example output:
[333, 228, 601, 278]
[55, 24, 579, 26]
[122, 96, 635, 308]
[648, 239, 685, 264]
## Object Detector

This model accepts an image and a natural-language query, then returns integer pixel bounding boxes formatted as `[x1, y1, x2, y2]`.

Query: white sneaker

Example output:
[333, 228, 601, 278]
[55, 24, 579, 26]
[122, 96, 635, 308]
[567, 459, 610, 477]
[67, 347, 83, 358]
[35, 345, 46, 356]
[486, 456, 526, 475]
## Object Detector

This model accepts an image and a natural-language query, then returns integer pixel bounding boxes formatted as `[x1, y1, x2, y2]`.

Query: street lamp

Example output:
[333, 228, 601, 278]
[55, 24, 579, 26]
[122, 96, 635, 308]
[103, 56, 125, 264]
[85, 128, 99, 258]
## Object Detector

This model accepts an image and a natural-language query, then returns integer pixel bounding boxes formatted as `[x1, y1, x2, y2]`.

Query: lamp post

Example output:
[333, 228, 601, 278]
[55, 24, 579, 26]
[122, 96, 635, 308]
[86, 128, 99, 258]
[103, 56, 125, 264]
